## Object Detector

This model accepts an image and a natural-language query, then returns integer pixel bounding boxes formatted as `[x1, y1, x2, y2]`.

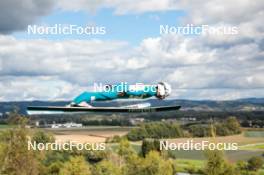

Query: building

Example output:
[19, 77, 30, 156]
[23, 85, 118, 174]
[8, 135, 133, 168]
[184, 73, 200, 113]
[51, 122, 83, 128]
[129, 118, 145, 125]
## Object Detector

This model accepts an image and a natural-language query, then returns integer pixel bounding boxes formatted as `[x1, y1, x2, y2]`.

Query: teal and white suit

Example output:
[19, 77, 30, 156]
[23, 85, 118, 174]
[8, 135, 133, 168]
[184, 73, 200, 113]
[73, 83, 158, 104]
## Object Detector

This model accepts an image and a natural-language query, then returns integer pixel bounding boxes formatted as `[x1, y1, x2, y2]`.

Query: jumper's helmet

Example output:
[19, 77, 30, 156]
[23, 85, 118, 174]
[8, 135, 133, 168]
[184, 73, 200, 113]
[156, 82, 171, 99]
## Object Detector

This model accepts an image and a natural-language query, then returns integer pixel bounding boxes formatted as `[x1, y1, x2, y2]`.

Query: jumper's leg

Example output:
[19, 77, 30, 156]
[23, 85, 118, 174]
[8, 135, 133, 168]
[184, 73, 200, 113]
[67, 101, 93, 107]
[67, 92, 95, 107]
[78, 101, 93, 107]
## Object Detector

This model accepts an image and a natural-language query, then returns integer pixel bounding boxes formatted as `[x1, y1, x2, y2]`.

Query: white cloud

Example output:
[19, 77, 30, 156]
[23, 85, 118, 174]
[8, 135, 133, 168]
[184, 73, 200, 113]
[0, 36, 153, 101]
[0, 76, 73, 101]
[58, 0, 180, 14]
[0, 0, 264, 101]
[173, 89, 264, 101]
[0, 31, 263, 101]
[57, 0, 264, 24]
[179, 0, 264, 25]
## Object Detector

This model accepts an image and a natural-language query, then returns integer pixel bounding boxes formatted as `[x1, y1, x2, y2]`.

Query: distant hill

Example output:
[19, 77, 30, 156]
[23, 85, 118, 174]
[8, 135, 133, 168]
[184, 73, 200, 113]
[0, 98, 263, 115]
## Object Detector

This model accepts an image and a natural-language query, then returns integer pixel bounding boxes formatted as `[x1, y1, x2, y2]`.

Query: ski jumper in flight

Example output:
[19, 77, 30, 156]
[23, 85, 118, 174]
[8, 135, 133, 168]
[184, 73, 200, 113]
[71, 82, 171, 107]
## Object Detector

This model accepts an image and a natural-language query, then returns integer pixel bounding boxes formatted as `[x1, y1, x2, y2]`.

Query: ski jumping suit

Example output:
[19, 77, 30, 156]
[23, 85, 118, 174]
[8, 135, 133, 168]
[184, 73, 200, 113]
[73, 84, 157, 104]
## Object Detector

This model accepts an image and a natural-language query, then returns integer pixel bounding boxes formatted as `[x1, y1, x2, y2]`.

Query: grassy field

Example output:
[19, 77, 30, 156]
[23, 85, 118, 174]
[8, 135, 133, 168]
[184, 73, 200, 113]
[175, 159, 204, 173]
[0, 124, 13, 129]
[245, 131, 264, 137]
[163, 134, 264, 146]
[109, 143, 264, 161]
[174, 159, 264, 174]
[241, 143, 264, 150]
[157, 133, 264, 161]
[46, 126, 131, 143]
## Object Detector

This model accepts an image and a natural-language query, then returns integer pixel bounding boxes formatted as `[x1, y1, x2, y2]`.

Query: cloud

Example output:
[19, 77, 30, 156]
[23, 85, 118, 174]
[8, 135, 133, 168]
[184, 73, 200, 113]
[0, 0, 54, 34]
[179, 0, 264, 25]
[0, 76, 84, 101]
[57, 0, 264, 22]
[140, 34, 264, 89]
[58, 0, 180, 14]
[0, 36, 130, 80]
[173, 89, 264, 101]
[0, 0, 263, 101]
[0, 32, 263, 101]
[57, 0, 104, 13]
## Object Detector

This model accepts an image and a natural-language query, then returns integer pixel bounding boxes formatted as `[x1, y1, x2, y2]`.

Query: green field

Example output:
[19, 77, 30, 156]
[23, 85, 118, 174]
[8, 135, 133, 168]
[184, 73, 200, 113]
[108, 143, 264, 162]
[175, 159, 204, 173]
[245, 131, 264, 137]
[241, 143, 264, 150]
[0, 124, 13, 129]
[175, 159, 264, 174]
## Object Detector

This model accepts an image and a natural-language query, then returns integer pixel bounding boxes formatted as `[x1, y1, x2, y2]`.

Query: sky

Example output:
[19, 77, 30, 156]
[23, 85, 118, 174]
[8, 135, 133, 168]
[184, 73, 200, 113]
[0, 0, 264, 101]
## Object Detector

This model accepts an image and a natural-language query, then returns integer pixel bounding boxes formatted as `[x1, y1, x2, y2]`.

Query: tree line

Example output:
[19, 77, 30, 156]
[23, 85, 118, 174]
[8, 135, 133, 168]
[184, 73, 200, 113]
[127, 117, 241, 141]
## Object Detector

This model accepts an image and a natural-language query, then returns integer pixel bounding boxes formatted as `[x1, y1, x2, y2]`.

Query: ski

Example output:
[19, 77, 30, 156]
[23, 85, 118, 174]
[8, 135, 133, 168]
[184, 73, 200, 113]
[27, 105, 181, 115]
